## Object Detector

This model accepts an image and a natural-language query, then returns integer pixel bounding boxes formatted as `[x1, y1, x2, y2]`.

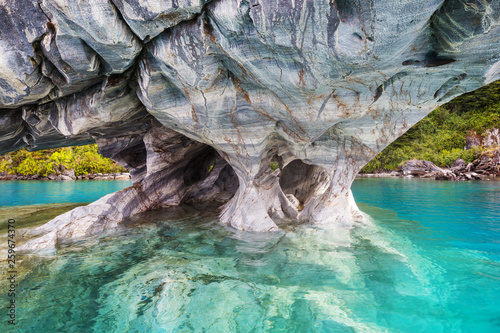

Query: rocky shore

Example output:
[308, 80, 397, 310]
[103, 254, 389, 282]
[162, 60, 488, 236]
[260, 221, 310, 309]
[358, 148, 500, 181]
[0, 170, 131, 181]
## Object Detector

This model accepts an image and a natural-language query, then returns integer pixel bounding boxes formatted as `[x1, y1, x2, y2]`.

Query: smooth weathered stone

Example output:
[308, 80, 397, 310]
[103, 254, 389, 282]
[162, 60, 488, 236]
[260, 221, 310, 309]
[112, 0, 211, 41]
[0, 0, 53, 107]
[21, 120, 238, 250]
[0, 0, 499, 250]
[21, 103, 94, 150]
[0, 108, 28, 153]
[50, 70, 148, 137]
[399, 160, 443, 176]
[41, 0, 143, 74]
[39, 29, 104, 99]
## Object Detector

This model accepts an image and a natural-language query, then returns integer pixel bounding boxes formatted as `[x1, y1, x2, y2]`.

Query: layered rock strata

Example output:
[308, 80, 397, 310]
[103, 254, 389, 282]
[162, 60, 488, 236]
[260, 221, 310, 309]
[1, 0, 500, 249]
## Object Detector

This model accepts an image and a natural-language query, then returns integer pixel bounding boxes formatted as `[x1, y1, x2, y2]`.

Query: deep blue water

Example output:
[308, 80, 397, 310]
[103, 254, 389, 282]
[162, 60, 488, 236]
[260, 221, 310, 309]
[0, 178, 499, 332]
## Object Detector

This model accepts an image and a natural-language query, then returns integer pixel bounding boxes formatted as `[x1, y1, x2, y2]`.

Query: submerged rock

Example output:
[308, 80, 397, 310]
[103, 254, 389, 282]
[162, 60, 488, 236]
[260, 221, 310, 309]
[1, 0, 499, 249]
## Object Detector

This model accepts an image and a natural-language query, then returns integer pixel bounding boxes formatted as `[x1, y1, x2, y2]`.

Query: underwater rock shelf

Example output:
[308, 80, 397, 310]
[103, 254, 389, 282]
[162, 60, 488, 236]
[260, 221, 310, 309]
[1, 0, 500, 249]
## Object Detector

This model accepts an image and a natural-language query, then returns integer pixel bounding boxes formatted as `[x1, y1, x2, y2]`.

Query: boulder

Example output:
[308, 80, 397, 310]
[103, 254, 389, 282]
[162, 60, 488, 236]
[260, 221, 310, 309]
[62, 169, 77, 180]
[0, 174, 16, 180]
[435, 170, 456, 181]
[470, 147, 500, 176]
[398, 160, 442, 176]
[451, 158, 467, 171]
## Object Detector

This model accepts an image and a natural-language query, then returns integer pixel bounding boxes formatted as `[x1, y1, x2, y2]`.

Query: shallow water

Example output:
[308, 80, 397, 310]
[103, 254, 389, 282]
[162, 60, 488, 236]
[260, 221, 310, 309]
[1, 178, 499, 332]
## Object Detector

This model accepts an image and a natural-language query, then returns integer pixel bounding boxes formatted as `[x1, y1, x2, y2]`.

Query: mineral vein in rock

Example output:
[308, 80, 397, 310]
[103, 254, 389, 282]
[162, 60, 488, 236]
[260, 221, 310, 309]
[1, 0, 499, 249]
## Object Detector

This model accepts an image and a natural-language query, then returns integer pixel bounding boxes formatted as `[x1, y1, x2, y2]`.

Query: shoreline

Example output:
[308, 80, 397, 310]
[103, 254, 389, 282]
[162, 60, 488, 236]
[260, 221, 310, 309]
[356, 172, 499, 181]
[0, 172, 131, 181]
[2, 169, 498, 182]
[359, 148, 500, 181]
[3, 172, 498, 182]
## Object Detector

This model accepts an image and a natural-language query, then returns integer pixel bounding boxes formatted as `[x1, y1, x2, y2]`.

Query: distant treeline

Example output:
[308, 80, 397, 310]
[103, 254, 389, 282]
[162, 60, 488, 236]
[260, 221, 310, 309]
[361, 80, 500, 172]
[0, 144, 127, 176]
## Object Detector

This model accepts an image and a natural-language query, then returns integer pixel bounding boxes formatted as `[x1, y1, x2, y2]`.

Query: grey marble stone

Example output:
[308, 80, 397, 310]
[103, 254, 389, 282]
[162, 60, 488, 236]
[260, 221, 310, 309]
[1, 0, 499, 249]
[112, 0, 211, 41]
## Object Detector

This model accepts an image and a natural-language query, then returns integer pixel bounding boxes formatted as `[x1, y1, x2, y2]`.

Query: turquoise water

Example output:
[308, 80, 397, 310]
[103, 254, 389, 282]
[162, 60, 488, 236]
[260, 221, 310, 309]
[0, 180, 132, 206]
[1, 178, 499, 332]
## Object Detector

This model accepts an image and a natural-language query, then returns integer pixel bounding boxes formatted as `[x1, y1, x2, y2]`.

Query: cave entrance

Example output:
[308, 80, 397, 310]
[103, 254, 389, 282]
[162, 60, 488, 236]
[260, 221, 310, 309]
[183, 146, 218, 186]
[279, 159, 330, 210]
[181, 146, 239, 203]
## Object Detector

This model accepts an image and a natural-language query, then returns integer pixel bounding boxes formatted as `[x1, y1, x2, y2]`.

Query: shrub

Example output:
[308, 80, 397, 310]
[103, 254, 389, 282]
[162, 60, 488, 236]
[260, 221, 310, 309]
[0, 144, 127, 176]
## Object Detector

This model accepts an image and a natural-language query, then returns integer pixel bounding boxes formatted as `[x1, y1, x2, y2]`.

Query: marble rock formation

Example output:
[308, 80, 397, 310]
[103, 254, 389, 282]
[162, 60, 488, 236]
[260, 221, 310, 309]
[1, 0, 500, 249]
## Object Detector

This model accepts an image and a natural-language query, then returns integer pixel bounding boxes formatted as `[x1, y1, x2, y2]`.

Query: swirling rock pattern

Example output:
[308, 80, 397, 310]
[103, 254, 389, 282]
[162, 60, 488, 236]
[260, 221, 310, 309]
[2, 1, 500, 248]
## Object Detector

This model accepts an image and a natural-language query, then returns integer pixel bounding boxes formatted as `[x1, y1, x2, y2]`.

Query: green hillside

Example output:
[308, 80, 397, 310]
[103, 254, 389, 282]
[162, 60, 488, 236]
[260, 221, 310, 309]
[0, 144, 126, 176]
[361, 80, 500, 172]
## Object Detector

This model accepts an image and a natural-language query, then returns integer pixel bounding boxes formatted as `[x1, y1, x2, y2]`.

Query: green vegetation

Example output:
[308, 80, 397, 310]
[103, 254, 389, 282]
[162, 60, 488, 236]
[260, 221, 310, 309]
[361, 80, 500, 172]
[0, 144, 127, 176]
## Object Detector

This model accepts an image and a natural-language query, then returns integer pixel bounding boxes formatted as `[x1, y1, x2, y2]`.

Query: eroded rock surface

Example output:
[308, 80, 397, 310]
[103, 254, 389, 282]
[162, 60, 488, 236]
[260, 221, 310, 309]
[2, 0, 500, 249]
